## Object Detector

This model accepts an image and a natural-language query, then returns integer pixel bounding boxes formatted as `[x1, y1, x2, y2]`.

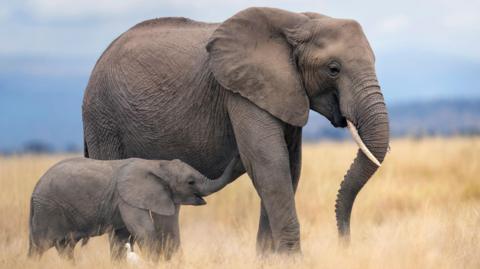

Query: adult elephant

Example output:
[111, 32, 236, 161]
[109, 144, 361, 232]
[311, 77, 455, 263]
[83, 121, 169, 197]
[82, 7, 389, 254]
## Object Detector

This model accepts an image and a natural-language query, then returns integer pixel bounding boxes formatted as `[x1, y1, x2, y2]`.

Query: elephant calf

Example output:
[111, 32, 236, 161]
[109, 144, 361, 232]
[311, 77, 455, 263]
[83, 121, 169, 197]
[28, 156, 239, 261]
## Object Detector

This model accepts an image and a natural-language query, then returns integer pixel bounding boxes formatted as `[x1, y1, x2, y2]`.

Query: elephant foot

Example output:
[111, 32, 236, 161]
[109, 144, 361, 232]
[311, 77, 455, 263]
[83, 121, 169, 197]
[256, 237, 275, 257]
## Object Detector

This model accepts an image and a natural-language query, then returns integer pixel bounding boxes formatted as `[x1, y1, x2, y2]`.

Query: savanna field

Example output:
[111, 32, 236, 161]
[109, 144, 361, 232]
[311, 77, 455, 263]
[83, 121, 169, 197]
[0, 138, 479, 269]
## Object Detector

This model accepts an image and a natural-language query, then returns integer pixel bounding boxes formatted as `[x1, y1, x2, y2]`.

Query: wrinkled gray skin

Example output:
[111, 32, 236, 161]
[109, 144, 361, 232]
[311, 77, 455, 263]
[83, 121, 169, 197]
[83, 7, 389, 254]
[28, 156, 239, 262]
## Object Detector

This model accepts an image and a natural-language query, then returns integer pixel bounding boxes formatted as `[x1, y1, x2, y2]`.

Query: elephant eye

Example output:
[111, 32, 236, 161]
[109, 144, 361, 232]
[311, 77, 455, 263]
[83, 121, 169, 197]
[327, 62, 341, 77]
[188, 180, 195, 185]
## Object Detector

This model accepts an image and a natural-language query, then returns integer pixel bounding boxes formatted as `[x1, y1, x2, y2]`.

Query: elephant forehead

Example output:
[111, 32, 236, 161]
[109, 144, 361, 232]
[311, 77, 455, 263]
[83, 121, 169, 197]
[308, 19, 369, 48]
[170, 160, 198, 176]
[304, 26, 374, 67]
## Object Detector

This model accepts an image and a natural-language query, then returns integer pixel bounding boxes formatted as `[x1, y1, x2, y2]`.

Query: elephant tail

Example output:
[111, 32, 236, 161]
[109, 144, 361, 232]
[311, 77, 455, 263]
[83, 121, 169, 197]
[83, 136, 89, 158]
[27, 197, 36, 258]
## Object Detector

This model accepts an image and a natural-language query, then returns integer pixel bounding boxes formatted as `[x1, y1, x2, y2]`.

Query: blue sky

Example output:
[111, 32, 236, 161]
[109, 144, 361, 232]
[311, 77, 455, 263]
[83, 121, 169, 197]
[1, 0, 480, 99]
[0, 0, 479, 150]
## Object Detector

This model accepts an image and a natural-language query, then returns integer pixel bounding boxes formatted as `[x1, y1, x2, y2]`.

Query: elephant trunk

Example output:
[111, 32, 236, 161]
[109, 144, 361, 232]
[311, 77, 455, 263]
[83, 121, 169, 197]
[197, 155, 239, 196]
[335, 73, 390, 241]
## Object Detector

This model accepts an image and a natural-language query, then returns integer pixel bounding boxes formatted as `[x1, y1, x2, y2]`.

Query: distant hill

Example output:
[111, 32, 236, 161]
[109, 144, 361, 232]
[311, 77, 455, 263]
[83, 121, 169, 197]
[388, 99, 480, 137]
[1, 69, 479, 152]
[1, 49, 480, 152]
[303, 99, 480, 141]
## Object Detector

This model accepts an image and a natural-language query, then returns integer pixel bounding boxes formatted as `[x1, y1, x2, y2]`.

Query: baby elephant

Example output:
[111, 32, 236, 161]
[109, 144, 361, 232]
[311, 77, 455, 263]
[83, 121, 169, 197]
[28, 156, 240, 261]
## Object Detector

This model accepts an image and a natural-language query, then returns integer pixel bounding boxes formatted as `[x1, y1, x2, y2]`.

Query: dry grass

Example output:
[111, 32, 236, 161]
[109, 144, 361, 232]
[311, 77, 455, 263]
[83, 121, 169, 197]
[0, 137, 479, 268]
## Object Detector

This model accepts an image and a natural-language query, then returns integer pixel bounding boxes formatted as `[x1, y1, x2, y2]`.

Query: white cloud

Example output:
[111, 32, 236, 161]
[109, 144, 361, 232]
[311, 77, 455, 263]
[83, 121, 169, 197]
[1, 0, 480, 61]
[0, 5, 9, 22]
[21, 0, 327, 21]
[378, 14, 410, 34]
[443, 12, 480, 30]
[25, 0, 152, 19]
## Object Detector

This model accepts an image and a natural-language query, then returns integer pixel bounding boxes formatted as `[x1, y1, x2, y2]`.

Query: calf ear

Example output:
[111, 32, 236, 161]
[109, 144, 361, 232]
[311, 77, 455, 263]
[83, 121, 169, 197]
[116, 163, 175, 216]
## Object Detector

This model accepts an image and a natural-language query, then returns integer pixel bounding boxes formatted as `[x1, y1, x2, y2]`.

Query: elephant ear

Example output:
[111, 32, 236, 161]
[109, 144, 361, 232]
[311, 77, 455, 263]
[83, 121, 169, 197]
[116, 162, 175, 216]
[206, 7, 310, 127]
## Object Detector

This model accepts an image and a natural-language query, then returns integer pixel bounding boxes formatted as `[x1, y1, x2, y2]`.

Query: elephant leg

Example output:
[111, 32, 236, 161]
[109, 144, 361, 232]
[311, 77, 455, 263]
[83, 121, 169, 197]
[286, 125, 303, 192]
[28, 243, 49, 260]
[152, 208, 181, 260]
[54, 237, 76, 262]
[153, 227, 180, 260]
[28, 238, 49, 260]
[28, 228, 53, 259]
[228, 96, 300, 254]
[257, 203, 274, 254]
[108, 228, 131, 262]
[256, 125, 302, 255]
[118, 202, 161, 262]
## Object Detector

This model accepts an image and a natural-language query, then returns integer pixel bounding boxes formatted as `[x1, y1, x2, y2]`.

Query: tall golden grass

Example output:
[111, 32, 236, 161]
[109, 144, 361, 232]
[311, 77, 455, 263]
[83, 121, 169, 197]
[0, 138, 479, 268]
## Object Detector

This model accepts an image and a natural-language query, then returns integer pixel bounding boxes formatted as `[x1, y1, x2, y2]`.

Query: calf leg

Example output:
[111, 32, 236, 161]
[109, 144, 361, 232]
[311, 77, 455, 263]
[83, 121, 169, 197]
[108, 228, 131, 261]
[28, 238, 51, 259]
[152, 208, 181, 260]
[54, 237, 76, 262]
[119, 202, 161, 262]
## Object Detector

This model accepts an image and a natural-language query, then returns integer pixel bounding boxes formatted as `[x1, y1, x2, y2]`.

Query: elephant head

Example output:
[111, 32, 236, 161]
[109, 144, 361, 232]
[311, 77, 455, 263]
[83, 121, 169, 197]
[207, 7, 389, 240]
[117, 156, 240, 215]
[159, 155, 240, 205]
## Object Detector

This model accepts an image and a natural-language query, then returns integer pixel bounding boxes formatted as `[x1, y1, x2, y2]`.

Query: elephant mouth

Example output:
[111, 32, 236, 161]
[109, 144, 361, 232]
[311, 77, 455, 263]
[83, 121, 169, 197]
[331, 113, 347, 128]
[327, 91, 380, 166]
[194, 194, 207, 205]
[328, 91, 347, 128]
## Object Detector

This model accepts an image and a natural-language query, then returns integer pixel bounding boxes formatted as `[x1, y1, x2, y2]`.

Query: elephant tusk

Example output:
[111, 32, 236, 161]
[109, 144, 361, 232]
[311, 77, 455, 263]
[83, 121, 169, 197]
[346, 120, 381, 167]
[148, 210, 154, 223]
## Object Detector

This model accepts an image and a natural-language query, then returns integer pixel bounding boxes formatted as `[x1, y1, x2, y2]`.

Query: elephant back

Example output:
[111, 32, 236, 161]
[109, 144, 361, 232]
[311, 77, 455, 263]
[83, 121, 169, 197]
[96, 17, 218, 68]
